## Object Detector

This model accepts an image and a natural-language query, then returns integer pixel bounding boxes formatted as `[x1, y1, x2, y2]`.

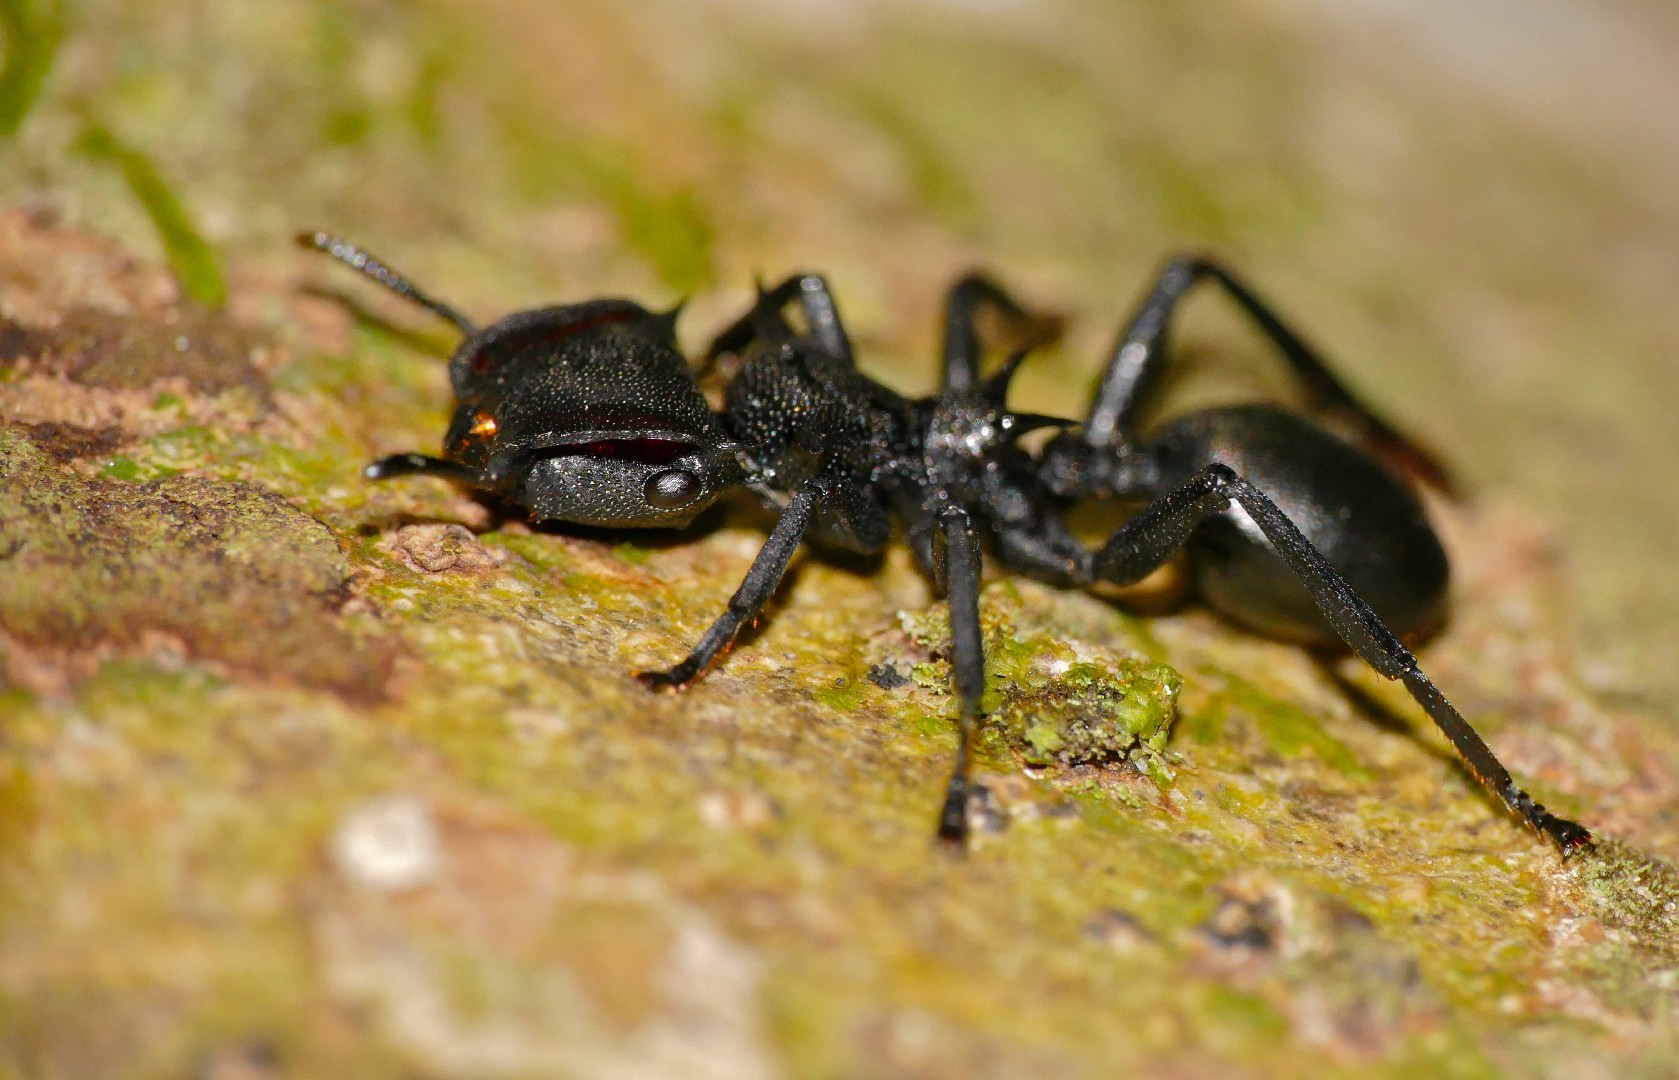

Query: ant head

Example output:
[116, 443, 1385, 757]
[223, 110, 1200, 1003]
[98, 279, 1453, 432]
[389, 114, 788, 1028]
[295, 234, 748, 526]
[445, 299, 745, 528]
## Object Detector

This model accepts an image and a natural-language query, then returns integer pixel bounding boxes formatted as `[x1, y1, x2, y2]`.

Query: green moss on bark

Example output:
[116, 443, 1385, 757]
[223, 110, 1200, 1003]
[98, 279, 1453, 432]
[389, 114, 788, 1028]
[0, 427, 390, 698]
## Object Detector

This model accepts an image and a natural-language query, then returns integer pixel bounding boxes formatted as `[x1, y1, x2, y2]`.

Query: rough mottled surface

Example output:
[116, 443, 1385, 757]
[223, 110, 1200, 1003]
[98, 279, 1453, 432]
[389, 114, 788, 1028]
[0, 428, 387, 699]
[3, 2, 1679, 1078]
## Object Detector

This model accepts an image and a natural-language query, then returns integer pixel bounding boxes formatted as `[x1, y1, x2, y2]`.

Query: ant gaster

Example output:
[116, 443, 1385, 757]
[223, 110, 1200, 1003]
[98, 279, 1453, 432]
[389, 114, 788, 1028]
[299, 231, 1591, 856]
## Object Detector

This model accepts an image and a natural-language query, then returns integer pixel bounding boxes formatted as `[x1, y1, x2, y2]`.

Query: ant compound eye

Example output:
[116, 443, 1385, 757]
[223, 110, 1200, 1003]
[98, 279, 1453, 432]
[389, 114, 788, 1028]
[645, 468, 702, 510]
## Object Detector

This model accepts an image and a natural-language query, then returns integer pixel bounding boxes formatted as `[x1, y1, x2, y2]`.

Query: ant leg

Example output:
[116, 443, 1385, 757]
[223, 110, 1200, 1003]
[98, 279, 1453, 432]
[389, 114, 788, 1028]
[1090, 463, 1590, 854]
[991, 506, 1092, 587]
[784, 274, 852, 364]
[296, 231, 478, 336]
[363, 453, 477, 482]
[940, 274, 1045, 393]
[935, 506, 987, 842]
[1077, 257, 1450, 490]
[704, 273, 853, 370]
[636, 477, 828, 690]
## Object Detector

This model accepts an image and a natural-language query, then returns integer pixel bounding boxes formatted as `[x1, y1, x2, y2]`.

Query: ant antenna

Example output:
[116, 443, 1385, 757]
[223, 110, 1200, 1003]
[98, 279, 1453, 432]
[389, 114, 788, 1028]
[296, 230, 478, 336]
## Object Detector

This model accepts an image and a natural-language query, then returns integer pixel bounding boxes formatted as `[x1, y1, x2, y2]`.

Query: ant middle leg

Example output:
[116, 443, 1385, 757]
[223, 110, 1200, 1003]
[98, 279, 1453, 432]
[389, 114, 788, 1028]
[703, 273, 854, 372]
[934, 505, 988, 843]
[1088, 463, 1589, 854]
[939, 274, 1057, 393]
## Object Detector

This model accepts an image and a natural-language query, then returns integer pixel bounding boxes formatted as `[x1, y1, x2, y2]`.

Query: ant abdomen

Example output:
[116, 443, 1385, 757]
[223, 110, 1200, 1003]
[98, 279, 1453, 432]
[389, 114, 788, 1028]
[1146, 403, 1450, 645]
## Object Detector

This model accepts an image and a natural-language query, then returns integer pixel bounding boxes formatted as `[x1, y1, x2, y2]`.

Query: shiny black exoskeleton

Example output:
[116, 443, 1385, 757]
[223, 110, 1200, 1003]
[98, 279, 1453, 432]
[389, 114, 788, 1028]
[299, 232, 1591, 856]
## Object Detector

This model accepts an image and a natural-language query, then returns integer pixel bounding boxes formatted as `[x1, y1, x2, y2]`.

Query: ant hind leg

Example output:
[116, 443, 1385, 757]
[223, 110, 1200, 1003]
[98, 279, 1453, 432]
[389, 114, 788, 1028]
[1089, 462, 1589, 854]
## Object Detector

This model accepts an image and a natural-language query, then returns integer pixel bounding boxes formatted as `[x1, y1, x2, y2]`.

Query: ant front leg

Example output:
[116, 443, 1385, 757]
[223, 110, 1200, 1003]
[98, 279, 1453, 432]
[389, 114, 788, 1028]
[636, 477, 828, 690]
[1090, 463, 1590, 854]
[1051, 257, 1451, 493]
[363, 452, 477, 483]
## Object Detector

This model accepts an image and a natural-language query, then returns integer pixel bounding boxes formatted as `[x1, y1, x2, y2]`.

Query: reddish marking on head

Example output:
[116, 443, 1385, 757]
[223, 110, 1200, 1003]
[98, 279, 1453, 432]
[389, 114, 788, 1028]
[570, 410, 697, 433]
[546, 438, 692, 464]
[468, 308, 643, 374]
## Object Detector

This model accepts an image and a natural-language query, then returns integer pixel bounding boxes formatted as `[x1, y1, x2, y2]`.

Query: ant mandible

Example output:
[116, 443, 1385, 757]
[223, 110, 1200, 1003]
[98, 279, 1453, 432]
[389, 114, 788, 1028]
[299, 231, 1591, 856]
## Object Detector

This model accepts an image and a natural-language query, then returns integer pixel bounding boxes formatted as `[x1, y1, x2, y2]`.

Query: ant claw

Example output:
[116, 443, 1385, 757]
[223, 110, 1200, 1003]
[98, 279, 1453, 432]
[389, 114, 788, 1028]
[1545, 816, 1594, 857]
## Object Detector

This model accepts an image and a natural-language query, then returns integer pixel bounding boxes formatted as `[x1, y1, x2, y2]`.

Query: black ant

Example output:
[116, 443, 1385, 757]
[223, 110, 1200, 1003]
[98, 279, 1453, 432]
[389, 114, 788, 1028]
[298, 232, 1591, 855]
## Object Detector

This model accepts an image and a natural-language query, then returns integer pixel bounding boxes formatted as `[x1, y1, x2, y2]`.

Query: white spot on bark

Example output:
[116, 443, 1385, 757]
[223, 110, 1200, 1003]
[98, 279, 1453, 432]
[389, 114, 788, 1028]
[331, 795, 442, 891]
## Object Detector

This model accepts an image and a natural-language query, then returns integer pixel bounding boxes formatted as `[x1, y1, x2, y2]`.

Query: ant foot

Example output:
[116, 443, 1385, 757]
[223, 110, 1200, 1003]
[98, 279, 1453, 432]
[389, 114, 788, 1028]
[634, 662, 700, 692]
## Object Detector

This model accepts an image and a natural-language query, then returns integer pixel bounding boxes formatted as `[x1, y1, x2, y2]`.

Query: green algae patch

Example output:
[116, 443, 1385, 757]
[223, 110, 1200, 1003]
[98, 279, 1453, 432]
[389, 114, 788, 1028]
[811, 673, 868, 713]
[1559, 839, 1679, 1014]
[1577, 840, 1679, 947]
[1202, 672, 1372, 779]
[894, 589, 1181, 783]
[0, 426, 391, 698]
[1007, 659, 1181, 771]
